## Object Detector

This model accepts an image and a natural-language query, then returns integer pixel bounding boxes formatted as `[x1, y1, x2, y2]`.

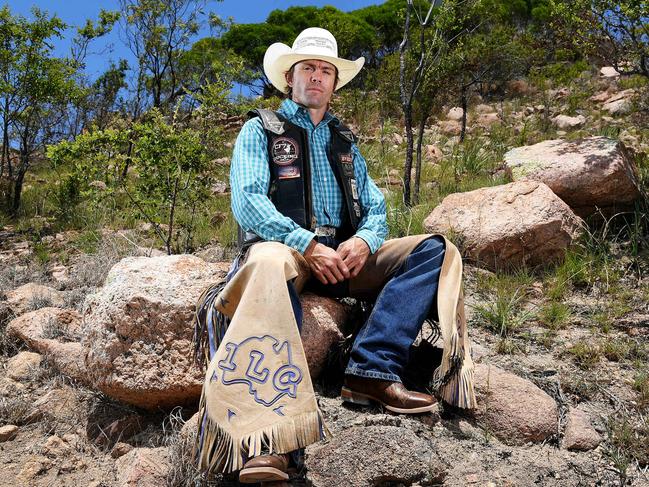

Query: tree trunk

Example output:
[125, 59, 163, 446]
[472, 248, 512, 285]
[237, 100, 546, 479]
[413, 113, 427, 205]
[399, 1, 413, 207]
[460, 87, 468, 143]
[11, 155, 29, 215]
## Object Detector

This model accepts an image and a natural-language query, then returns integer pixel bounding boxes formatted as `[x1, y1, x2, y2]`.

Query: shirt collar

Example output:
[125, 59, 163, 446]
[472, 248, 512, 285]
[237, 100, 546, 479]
[279, 98, 337, 127]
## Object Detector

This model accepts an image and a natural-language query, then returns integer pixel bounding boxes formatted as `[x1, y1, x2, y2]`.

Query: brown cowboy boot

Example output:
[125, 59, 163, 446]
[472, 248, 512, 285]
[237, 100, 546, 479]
[239, 453, 291, 484]
[341, 375, 437, 414]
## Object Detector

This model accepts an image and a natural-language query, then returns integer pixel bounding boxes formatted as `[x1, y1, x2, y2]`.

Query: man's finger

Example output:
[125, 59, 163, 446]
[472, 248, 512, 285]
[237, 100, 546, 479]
[312, 269, 326, 285]
[337, 244, 351, 260]
[336, 259, 351, 280]
[328, 261, 345, 282]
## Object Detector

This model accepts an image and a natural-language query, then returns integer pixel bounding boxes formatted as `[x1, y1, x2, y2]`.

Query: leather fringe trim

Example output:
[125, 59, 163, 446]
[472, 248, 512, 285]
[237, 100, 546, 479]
[431, 330, 477, 409]
[195, 398, 326, 474]
[192, 279, 230, 369]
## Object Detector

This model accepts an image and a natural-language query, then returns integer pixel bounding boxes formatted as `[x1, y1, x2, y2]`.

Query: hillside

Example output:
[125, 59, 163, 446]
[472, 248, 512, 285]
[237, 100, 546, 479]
[0, 61, 648, 486]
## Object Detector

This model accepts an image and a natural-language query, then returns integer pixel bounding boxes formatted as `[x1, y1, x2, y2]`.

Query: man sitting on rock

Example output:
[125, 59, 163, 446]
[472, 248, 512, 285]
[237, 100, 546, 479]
[194, 27, 476, 484]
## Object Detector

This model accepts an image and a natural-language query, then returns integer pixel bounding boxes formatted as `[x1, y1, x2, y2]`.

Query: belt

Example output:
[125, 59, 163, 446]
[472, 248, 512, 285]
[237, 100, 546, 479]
[314, 226, 337, 237]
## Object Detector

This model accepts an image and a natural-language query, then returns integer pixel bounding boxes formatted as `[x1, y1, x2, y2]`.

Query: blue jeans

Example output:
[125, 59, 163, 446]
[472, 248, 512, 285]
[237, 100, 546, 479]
[305, 236, 446, 383]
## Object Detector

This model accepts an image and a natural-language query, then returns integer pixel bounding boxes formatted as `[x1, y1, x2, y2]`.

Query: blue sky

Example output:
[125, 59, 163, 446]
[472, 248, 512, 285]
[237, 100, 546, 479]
[4, 1, 382, 81]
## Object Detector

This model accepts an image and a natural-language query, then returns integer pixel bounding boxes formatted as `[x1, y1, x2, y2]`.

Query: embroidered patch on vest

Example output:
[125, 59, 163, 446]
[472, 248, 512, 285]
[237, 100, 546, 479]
[272, 137, 299, 165]
[350, 178, 359, 199]
[277, 165, 301, 179]
[340, 153, 353, 164]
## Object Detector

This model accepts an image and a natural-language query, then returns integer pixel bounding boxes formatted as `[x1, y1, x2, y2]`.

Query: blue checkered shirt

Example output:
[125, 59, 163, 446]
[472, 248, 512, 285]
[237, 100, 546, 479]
[230, 99, 387, 254]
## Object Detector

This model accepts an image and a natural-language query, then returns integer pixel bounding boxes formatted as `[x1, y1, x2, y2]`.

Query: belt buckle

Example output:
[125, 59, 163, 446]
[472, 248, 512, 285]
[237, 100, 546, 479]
[314, 226, 336, 237]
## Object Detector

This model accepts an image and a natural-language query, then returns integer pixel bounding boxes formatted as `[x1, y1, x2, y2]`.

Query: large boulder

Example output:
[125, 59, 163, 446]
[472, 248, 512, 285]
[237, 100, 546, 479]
[504, 137, 640, 217]
[305, 425, 447, 487]
[82, 255, 228, 410]
[423, 181, 582, 269]
[474, 364, 558, 445]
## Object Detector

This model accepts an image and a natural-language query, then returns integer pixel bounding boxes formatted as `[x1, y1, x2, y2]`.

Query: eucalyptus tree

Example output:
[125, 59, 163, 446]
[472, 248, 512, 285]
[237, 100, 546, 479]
[550, 0, 648, 78]
[119, 0, 216, 112]
[0, 7, 80, 215]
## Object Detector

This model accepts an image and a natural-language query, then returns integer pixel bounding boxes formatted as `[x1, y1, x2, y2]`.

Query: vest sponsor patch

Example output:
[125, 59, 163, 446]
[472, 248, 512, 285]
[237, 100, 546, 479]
[272, 137, 299, 165]
[277, 165, 300, 179]
[340, 153, 353, 164]
[350, 179, 359, 199]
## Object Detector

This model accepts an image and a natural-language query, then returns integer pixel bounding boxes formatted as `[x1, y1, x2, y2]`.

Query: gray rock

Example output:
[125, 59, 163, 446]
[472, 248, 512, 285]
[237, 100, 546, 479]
[301, 293, 348, 378]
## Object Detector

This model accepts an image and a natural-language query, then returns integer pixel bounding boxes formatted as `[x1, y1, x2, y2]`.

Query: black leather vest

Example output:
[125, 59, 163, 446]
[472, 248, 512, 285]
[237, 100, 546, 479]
[238, 108, 362, 247]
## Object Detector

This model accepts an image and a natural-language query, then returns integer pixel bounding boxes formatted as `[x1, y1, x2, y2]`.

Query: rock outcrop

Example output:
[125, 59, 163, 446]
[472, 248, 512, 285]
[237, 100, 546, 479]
[504, 137, 640, 217]
[423, 181, 582, 269]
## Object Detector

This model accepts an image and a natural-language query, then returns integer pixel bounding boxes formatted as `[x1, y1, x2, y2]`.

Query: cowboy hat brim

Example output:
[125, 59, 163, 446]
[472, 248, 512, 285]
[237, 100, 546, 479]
[264, 42, 364, 94]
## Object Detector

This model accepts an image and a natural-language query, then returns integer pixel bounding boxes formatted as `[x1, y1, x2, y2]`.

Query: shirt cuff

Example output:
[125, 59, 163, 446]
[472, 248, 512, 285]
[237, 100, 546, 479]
[354, 229, 383, 254]
[285, 227, 316, 254]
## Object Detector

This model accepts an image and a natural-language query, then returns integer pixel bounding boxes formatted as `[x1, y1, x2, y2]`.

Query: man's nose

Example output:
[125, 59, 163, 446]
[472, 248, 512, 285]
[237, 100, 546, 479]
[310, 70, 322, 83]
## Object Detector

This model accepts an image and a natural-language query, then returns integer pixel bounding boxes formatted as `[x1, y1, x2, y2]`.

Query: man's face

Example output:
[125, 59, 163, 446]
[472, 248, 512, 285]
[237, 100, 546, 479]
[286, 60, 337, 110]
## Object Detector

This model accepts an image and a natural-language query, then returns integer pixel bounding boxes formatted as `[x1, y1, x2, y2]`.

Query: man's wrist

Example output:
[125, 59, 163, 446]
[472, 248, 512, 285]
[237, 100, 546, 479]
[304, 238, 317, 258]
[353, 231, 380, 254]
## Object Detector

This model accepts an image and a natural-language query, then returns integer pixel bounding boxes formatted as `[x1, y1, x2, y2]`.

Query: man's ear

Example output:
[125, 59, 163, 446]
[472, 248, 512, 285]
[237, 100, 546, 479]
[285, 71, 293, 88]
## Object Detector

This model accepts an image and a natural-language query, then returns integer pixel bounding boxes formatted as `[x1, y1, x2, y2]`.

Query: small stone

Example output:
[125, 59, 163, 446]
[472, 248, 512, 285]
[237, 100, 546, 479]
[563, 408, 602, 451]
[552, 114, 586, 130]
[475, 104, 493, 114]
[447, 107, 464, 121]
[210, 180, 229, 194]
[17, 456, 49, 482]
[42, 435, 71, 457]
[438, 120, 462, 136]
[89, 180, 107, 191]
[116, 447, 171, 487]
[6, 351, 42, 381]
[600, 66, 620, 78]
[0, 425, 19, 442]
[111, 441, 135, 459]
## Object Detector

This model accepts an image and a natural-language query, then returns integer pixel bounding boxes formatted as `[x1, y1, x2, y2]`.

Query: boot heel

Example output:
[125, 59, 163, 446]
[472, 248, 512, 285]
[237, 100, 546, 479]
[341, 387, 372, 406]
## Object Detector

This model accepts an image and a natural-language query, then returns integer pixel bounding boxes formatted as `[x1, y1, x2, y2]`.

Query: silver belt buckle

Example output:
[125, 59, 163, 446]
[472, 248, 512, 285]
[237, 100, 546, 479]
[314, 226, 336, 237]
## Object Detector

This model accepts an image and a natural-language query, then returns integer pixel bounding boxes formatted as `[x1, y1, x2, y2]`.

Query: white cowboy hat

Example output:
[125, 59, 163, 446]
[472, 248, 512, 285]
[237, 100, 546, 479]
[263, 27, 365, 93]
